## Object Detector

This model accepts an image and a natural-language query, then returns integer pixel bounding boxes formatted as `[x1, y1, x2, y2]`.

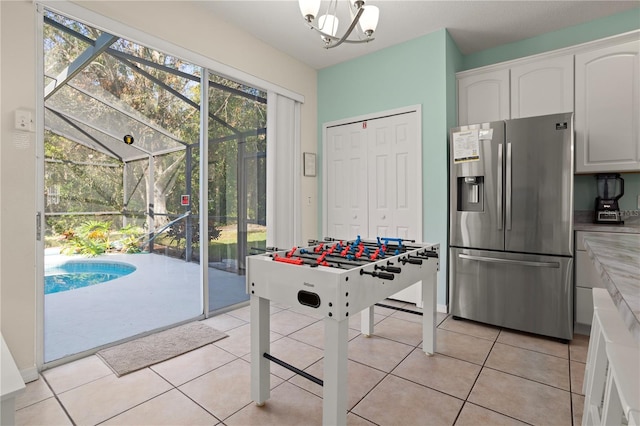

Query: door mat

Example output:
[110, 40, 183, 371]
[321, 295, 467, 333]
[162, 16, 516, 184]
[97, 322, 227, 377]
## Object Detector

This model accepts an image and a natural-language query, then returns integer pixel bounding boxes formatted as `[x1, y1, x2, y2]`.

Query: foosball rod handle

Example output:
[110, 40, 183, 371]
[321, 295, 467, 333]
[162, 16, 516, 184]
[374, 264, 401, 274]
[400, 256, 422, 265]
[360, 269, 395, 280]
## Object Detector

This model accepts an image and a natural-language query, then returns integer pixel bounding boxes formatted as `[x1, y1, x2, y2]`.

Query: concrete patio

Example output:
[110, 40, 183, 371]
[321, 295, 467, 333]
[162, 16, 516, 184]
[44, 251, 247, 362]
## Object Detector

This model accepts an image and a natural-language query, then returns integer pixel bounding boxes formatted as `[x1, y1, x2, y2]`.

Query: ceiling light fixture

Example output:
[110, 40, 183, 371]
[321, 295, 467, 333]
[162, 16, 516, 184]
[299, 0, 379, 49]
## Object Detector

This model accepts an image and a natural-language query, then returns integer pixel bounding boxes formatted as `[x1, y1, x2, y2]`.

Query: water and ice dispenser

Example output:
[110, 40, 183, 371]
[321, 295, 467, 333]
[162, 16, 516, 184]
[457, 176, 484, 212]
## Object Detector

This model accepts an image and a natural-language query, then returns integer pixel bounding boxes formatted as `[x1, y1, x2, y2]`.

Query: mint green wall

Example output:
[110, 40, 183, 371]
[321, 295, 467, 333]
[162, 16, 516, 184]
[318, 29, 461, 305]
[575, 174, 640, 213]
[446, 31, 463, 131]
[463, 8, 640, 70]
[317, 10, 638, 307]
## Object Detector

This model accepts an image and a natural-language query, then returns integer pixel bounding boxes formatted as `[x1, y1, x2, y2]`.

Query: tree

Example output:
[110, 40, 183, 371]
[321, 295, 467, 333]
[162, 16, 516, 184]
[43, 10, 267, 255]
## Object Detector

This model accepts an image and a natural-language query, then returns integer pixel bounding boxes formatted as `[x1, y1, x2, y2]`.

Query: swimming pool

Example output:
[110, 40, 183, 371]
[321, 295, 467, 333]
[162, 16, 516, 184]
[45, 261, 136, 294]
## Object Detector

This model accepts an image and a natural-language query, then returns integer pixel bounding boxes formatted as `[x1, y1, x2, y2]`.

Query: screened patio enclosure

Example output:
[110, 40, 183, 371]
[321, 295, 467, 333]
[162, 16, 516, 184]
[43, 10, 267, 313]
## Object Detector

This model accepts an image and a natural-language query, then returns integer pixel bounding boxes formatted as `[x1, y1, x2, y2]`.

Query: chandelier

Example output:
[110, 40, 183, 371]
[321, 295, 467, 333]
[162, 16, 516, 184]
[298, 0, 380, 49]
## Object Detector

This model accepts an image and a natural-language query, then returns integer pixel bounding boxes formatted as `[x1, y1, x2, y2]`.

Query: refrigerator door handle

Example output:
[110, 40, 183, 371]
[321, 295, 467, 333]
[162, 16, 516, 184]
[506, 142, 512, 230]
[497, 144, 503, 231]
[458, 253, 560, 268]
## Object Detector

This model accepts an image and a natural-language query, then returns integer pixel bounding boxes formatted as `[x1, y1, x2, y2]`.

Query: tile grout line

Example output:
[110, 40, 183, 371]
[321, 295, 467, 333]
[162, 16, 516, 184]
[173, 378, 228, 425]
[449, 325, 502, 425]
[40, 373, 77, 426]
[39, 305, 586, 426]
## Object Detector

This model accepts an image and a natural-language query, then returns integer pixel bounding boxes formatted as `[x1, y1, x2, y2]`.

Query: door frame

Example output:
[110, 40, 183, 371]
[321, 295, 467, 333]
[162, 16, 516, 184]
[34, 1, 302, 370]
[321, 105, 423, 240]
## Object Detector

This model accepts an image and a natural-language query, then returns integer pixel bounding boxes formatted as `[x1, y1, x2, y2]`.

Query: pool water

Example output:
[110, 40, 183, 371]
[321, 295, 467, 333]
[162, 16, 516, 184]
[45, 261, 136, 294]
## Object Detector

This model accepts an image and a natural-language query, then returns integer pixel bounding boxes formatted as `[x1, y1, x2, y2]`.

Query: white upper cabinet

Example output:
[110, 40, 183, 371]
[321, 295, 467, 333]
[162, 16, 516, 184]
[457, 69, 509, 125]
[575, 40, 640, 173]
[510, 55, 574, 119]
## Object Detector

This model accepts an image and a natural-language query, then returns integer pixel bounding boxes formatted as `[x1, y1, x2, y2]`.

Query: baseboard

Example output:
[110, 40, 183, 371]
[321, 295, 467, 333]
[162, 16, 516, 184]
[574, 322, 592, 337]
[437, 303, 448, 314]
[21, 366, 39, 383]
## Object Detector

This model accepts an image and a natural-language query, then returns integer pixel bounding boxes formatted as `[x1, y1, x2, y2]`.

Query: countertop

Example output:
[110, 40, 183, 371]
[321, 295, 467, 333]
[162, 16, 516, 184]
[574, 210, 640, 234]
[574, 222, 640, 234]
[582, 233, 640, 342]
[1, 334, 26, 401]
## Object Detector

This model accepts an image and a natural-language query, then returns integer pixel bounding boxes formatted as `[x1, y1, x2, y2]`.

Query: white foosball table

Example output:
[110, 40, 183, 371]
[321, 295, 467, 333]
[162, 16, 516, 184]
[247, 237, 440, 426]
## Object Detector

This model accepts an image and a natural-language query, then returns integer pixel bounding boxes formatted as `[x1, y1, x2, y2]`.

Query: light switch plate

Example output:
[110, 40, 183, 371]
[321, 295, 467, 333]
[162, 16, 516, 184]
[15, 110, 32, 131]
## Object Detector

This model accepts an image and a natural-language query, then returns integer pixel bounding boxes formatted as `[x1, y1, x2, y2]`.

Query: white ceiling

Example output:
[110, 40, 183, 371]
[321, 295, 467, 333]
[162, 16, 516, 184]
[197, 1, 639, 69]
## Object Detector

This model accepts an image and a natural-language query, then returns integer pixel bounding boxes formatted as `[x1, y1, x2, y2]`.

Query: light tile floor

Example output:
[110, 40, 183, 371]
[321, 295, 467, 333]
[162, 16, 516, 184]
[16, 300, 590, 425]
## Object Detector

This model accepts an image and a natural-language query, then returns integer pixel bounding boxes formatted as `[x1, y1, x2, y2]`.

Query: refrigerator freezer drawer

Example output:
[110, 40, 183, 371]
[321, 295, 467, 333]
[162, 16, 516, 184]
[449, 248, 573, 340]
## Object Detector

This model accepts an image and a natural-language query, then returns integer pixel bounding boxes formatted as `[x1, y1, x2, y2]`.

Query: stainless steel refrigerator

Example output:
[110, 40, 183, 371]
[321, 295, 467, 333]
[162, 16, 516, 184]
[449, 112, 574, 341]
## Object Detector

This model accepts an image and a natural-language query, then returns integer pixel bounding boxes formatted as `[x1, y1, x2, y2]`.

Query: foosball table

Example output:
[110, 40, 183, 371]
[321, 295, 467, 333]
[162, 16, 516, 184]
[247, 236, 440, 426]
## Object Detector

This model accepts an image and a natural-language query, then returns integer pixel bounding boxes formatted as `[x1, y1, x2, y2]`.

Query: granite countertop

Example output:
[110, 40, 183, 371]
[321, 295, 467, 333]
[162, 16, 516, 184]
[574, 210, 640, 234]
[582, 233, 640, 342]
[575, 222, 640, 234]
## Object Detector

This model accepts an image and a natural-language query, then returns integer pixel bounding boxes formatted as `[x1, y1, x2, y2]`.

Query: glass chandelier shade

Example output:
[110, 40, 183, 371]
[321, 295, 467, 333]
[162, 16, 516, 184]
[318, 14, 339, 37]
[299, 0, 321, 22]
[298, 0, 379, 48]
[358, 5, 379, 35]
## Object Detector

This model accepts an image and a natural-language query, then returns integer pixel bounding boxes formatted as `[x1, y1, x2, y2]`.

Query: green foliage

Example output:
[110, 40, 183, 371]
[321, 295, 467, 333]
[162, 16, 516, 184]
[112, 224, 146, 254]
[59, 220, 145, 256]
[119, 224, 144, 236]
[118, 236, 144, 254]
[60, 220, 110, 256]
[165, 219, 221, 249]
[209, 230, 266, 262]
[43, 12, 269, 261]
[47, 215, 85, 236]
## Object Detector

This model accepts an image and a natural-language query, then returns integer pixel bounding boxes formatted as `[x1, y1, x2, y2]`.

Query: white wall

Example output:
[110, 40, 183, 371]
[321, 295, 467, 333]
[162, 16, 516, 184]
[0, 0, 318, 376]
[1, 0, 38, 378]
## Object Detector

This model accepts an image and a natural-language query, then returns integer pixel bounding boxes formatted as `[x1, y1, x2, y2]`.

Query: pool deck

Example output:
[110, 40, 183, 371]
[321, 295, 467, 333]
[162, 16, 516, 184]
[44, 251, 247, 363]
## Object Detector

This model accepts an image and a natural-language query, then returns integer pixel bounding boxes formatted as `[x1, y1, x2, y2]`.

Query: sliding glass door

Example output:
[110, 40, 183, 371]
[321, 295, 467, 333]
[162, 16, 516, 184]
[41, 8, 268, 363]
[206, 73, 267, 312]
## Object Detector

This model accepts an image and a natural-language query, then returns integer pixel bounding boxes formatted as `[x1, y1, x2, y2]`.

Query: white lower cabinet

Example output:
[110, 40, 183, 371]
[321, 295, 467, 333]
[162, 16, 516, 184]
[575, 231, 604, 326]
[574, 231, 622, 326]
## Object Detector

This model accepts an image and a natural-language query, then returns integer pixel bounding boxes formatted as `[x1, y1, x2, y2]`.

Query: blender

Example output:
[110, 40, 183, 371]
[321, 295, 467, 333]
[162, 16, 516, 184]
[594, 173, 624, 224]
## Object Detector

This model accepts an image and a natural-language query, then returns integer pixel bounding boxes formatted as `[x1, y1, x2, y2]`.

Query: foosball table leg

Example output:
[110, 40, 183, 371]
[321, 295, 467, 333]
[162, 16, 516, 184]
[251, 295, 271, 406]
[323, 317, 349, 426]
[361, 306, 374, 337]
[422, 273, 437, 355]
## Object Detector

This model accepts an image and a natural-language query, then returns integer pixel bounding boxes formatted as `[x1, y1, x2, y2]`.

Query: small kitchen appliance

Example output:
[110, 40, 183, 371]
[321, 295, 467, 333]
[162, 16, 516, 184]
[594, 173, 624, 224]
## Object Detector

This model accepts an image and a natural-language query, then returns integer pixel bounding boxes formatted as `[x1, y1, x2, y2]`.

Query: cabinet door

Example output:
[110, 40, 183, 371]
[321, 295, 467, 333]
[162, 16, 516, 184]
[458, 69, 510, 125]
[510, 55, 574, 119]
[575, 287, 594, 325]
[575, 40, 640, 173]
